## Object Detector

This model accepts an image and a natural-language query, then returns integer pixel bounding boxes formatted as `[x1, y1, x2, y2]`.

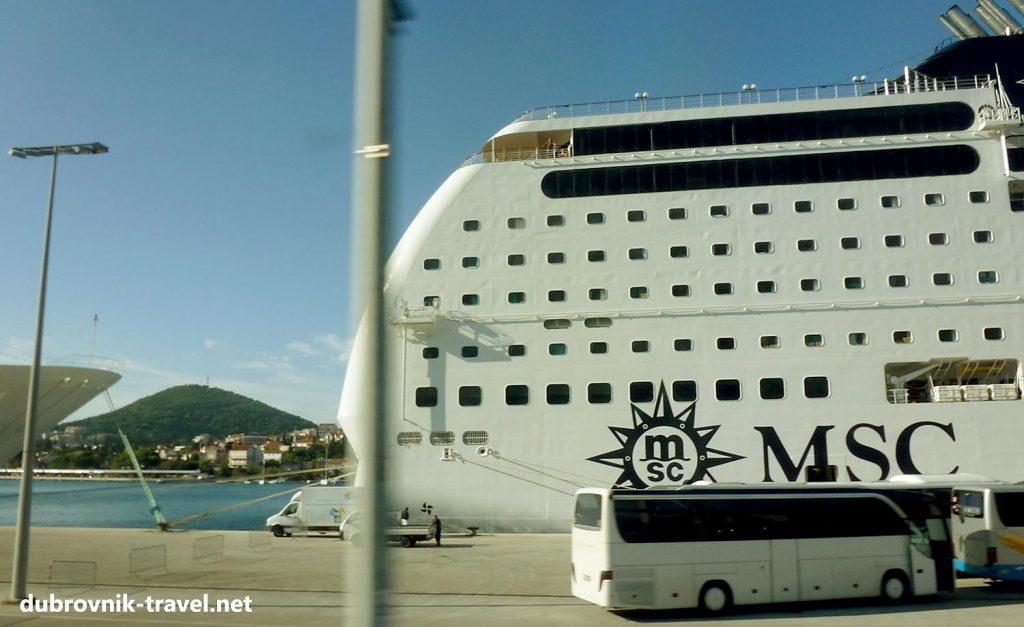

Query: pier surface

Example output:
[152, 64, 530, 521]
[1, 527, 1022, 626]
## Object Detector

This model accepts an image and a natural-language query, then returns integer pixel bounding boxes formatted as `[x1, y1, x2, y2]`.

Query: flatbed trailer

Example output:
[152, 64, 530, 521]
[385, 525, 432, 548]
[339, 512, 433, 548]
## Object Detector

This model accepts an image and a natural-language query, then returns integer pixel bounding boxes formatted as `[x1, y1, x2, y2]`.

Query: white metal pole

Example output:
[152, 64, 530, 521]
[348, 0, 393, 624]
[9, 150, 59, 601]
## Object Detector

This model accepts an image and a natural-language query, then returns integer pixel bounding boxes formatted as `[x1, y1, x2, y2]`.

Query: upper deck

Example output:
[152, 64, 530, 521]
[463, 73, 1021, 167]
[514, 74, 994, 123]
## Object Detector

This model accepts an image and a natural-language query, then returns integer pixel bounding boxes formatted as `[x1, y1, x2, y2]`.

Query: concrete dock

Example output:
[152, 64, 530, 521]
[1, 527, 1022, 626]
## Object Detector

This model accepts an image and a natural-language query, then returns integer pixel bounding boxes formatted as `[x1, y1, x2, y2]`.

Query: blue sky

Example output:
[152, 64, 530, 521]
[0, 0, 979, 424]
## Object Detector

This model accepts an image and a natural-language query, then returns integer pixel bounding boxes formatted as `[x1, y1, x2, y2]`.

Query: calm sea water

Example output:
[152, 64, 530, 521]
[0, 479, 299, 531]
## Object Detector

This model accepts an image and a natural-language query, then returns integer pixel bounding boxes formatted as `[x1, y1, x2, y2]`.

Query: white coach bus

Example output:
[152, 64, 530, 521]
[950, 485, 1024, 581]
[571, 485, 953, 612]
[888, 475, 1024, 582]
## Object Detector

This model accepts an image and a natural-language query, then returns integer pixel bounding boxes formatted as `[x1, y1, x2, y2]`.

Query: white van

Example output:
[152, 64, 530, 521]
[266, 486, 357, 537]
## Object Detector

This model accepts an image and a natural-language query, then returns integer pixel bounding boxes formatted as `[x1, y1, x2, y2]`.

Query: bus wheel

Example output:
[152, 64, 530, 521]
[699, 581, 732, 613]
[881, 570, 909, 602]
[271, 525, 286, 538]
[399, 536, 413, 548]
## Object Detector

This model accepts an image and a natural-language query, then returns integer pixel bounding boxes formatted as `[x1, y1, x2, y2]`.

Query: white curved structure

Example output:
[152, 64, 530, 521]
[0, 359, 121, 465]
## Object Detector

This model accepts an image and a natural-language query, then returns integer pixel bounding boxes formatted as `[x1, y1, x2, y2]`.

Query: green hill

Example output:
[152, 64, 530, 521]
[71, 385, 316, 445]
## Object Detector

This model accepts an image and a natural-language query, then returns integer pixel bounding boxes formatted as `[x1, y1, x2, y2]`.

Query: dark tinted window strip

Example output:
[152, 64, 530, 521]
[573, 102, 974, 155]
[1010, 147, 1024, 172]
[541, 145, 979, 199]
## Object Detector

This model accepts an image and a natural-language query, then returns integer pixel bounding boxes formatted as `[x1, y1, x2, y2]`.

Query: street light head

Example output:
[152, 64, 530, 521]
[61, 142, 108, 156]
[8, 142, 108, 158]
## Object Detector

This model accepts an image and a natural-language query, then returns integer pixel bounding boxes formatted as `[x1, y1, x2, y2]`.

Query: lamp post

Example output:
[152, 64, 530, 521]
[852, 74, 867, 97]
[634, 91, 648, 112]
[7, 142, 108, 602]
[742, 83, 758, 104]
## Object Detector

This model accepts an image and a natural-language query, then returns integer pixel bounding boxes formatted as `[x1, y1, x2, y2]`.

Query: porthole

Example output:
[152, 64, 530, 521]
[760, 378, 785, 400]
[715, 379, 741, 401]
[544, 319, 570, 330]
[803, 376, 830, 399]
[458, 386, 482, 407]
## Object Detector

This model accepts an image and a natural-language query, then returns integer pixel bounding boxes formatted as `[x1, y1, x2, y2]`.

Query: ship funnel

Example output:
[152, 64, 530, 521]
[944, 4, 991, 38]
[975, 2, 1008, 33]
[940, 13, 971, 38]
[978, 0, 1024, 34]
[1004, 0, 1024, 24]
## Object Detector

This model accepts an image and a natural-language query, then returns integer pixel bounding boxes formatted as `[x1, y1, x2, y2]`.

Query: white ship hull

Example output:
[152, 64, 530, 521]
[0, 362, 121, 465]
[340, 35, 1024, 531]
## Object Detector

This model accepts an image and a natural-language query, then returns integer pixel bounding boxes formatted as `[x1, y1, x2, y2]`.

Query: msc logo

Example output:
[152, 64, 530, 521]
[588, 382, 742, 488]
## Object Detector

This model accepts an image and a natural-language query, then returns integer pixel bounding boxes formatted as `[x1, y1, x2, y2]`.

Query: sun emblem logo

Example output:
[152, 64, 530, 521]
[588, 382, 743, 488]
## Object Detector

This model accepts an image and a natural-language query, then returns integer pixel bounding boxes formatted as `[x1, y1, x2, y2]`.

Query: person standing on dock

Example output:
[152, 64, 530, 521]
[400, 507, 409, 527]
[429, 515, 442, 546]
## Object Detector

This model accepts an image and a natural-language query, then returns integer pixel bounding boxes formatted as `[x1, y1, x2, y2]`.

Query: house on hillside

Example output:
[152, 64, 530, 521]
[291, 427, 318, 440]
[291, 437, 316, 450]
[261, 440, 285, 464]
[225, 433, 269, 446]
[227, 444, 263, 469]
[202, 445, 226, 464]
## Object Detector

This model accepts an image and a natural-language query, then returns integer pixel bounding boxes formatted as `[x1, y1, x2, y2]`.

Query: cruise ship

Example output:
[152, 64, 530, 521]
[0, 359, 121, 465]
[339, 5, 1024, 531]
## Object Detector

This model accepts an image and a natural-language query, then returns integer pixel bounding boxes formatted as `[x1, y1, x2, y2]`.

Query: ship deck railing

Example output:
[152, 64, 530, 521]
[48, 354, 124, 373]
[461, 74, 1001, 166]
[512, 74, 995, 123]
[1, 353, 123, 373]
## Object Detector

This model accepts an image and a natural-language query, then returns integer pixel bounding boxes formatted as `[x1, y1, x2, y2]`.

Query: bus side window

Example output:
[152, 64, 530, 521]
[994, 492, 1024, 526]
[615, 500, 649, 541]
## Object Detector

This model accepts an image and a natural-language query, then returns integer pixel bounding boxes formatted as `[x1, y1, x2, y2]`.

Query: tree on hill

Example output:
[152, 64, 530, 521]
[69, 384, 316, 446]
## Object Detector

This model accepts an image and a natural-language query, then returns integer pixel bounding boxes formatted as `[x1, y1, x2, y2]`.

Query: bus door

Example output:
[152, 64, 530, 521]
[924, 515, 955, 592]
